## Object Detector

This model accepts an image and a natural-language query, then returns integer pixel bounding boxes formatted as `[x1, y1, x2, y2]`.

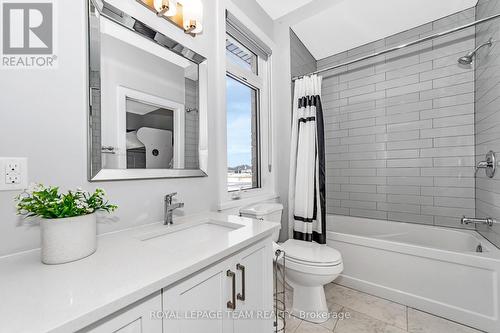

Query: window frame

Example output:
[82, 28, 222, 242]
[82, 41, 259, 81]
[222, 31, 274, 204]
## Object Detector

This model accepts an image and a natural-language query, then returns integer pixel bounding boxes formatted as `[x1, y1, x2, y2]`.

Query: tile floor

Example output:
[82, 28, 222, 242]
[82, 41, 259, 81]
[283, 283, 484, 333]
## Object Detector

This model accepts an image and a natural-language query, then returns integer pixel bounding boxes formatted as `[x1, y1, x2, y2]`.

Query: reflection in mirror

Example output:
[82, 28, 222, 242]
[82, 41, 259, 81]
[88, 0, 206, 181]
[125, 98, 175, 169]
[100, 28, 198, 171]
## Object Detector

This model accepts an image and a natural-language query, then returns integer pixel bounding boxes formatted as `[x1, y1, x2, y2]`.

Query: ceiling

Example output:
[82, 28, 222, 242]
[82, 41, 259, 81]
[259, 0, 479, 59]
[255, 0, 315, 20]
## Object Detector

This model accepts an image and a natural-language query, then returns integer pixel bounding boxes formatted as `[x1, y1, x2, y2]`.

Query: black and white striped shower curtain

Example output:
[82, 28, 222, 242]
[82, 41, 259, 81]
[288, 75, 326, 244]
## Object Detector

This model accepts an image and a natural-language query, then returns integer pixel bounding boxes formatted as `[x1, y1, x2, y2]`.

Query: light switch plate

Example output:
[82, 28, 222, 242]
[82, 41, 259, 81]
[0, 158, 28, 191]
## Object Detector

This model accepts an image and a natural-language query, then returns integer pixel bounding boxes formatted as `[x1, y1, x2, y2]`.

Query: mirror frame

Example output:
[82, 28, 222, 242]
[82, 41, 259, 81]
[87, 0, 208, 181]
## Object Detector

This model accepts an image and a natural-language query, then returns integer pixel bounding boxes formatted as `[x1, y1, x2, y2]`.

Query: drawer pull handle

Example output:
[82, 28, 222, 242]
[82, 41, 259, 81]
[236, 264, 246, 301]
[227, 270, 236, 310]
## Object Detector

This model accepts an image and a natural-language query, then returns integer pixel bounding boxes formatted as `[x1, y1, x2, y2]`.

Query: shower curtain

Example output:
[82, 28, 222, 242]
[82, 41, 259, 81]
[288, 74, 326, 244]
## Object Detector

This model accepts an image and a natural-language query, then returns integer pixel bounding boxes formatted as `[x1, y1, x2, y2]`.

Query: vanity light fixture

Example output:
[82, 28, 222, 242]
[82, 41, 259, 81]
[137, 0, 203, 36]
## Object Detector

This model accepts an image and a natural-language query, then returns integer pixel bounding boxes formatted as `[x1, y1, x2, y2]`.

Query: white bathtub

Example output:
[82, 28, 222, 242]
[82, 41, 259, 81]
[326, 215, 500, 333]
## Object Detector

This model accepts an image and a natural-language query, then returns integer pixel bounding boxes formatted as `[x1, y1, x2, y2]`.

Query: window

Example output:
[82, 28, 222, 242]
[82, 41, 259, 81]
[226, 35, 258, 74]
[226, 75, 260, 191]
[224, 11, 273, 200]
[226, 32, 264, 192]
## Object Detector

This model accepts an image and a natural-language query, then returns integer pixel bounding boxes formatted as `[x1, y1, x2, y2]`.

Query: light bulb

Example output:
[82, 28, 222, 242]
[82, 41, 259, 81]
[154, 0, 165, 11]
[165, 0, 177, 17]
[183, 0, 203, 33]
[154, 0, 177, 17]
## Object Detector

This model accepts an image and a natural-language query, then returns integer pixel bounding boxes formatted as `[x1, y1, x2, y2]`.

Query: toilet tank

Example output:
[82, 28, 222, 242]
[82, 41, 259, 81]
[239, 203, 283, 242]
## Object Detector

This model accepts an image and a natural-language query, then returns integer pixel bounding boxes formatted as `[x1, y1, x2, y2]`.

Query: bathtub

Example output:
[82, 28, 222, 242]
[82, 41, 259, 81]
[326, 215, 500, 333]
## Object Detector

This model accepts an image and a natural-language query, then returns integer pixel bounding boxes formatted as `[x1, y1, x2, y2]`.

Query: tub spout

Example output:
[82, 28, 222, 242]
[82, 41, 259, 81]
[461, 216, 498, 227]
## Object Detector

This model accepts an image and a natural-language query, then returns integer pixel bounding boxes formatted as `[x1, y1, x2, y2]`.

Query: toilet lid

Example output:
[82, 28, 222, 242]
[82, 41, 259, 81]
[281, 239, 342, 265]
[240, 203, 283, 217]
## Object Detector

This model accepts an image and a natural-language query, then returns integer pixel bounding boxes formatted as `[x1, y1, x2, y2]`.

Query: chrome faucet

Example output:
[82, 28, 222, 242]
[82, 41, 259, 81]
[461, 216, 498, 227]
[164, 193, 184, 225]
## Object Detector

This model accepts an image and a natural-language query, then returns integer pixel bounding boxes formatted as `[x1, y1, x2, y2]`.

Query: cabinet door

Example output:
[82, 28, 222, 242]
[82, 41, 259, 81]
[79, 291, 162, 333]
[233, 242, 274, 333]
[163, 260, 233, 333]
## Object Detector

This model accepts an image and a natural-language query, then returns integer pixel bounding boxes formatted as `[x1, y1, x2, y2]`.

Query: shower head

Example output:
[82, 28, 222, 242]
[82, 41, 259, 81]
[458, 54, 474, 65]
[458, 38, 493, 65]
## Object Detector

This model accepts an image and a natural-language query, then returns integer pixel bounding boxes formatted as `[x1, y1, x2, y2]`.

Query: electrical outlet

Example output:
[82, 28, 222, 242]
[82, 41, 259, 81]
[0, 158, 28, 191]
[5, 173, 21, 184]
[5, 161, 20, 173]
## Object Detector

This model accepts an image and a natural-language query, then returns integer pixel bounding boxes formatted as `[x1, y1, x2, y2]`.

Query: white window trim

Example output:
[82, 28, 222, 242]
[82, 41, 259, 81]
[226, 61, 262, 91]
[218, 15, 277, 211]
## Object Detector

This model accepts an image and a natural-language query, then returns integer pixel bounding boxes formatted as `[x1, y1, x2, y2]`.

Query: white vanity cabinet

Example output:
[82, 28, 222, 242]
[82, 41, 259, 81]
[78, 238, 273, 333]
[162, 240, 274, 333]
[79, 292, 163, 333]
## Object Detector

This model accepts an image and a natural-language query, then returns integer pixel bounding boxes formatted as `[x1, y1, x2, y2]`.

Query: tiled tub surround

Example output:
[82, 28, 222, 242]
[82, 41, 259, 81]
[185, 78, 200, 169]
[325, 215, 500, 332]
[475, 0, 500, 248]
[317, 9, 477, 228]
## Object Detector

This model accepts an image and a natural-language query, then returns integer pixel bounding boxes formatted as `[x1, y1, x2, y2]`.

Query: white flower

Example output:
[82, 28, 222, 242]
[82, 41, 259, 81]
[26, 182, 41, 194]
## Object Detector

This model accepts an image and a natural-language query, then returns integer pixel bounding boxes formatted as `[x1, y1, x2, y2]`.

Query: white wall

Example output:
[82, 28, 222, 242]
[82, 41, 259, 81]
[230, 0, 274, 41]
[0, 0, 224, 257]
[0, 0, 277, 257]
[272, 25, 293, 240]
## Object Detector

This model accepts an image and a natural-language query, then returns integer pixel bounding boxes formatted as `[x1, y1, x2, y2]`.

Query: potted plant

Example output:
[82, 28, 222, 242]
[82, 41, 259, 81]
[15, 184, 117, 265]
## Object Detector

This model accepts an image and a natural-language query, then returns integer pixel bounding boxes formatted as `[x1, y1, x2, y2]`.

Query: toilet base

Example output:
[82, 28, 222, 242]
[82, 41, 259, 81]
[291, 285, 331, 324]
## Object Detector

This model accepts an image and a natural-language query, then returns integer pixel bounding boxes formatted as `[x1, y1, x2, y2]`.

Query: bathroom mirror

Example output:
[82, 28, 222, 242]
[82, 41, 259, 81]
[87, 0, 208, 181]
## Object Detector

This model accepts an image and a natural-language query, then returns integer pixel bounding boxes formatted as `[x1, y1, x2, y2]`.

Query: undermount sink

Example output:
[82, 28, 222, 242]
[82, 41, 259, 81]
[139, 220, 244, 248]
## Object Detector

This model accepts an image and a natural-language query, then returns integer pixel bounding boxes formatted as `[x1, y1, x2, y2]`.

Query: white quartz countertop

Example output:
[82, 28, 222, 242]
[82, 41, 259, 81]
[0, 212, 278, 333]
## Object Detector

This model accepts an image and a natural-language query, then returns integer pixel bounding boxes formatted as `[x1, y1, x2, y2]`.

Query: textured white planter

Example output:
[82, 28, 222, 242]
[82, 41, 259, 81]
[40, 214, 97, 265]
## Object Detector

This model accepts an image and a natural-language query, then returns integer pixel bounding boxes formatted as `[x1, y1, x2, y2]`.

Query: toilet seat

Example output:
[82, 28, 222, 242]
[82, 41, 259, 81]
[286, 255, 340, 267]
[281, 239, 342, 265]
[285, 257, 343, 276]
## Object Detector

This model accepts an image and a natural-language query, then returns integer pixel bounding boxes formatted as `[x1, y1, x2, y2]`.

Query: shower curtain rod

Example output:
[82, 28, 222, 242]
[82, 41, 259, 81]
[292, 11, 500, 81]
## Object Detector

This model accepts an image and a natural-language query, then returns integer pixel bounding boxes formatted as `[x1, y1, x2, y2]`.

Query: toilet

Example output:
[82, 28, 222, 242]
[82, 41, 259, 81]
[280, 239, 343, 322]
[239, 203, 283, 242]
[239, 203, 343, 323]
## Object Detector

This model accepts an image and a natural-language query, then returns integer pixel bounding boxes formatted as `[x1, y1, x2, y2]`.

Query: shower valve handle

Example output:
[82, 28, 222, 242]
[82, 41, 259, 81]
[475, 151, 496, 178]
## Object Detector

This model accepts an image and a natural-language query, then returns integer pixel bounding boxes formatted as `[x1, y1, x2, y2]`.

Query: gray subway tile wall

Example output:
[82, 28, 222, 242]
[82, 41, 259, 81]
[475, 0, 500, 247]
[185, 78, 200, 169]
[317, 8, 477, 227]
[290, 29, 317, 78]
[90, 71, 102, 175]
